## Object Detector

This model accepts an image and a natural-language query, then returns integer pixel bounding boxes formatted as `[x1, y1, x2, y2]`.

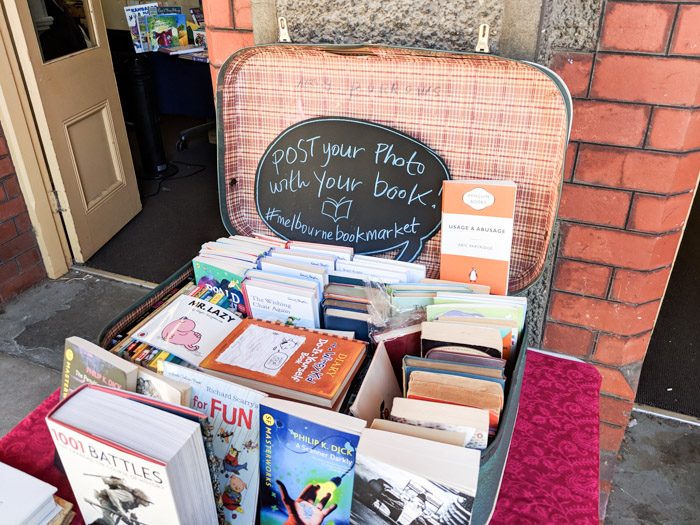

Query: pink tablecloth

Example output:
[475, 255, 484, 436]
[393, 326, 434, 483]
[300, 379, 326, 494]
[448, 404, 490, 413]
[0, 350, 600, 524]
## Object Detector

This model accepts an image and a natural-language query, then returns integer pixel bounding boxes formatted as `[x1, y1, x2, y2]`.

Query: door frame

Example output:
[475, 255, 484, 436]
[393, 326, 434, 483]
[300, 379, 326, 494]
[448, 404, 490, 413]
[0, 3, 71, 278]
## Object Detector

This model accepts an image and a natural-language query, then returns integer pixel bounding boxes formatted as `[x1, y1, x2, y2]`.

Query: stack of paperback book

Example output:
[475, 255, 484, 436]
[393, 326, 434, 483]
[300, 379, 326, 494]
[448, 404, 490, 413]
[53, 228, 535, 525]
[124, 4, 205, 54]
[0, 462, 74, 525]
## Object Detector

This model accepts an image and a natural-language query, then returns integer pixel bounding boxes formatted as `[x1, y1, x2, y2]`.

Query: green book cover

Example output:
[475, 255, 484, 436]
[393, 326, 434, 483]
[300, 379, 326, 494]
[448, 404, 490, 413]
[193, 257, 248, 315]
[426, 303, 525, 333]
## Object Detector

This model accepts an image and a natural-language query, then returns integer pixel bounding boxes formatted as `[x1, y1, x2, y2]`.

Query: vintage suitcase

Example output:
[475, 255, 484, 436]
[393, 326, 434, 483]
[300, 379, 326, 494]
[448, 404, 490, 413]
[100, 45, 571, 524]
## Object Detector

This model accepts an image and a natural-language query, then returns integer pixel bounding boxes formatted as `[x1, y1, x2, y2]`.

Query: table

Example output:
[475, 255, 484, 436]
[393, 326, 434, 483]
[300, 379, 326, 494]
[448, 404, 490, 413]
[0, 350, 600, 525]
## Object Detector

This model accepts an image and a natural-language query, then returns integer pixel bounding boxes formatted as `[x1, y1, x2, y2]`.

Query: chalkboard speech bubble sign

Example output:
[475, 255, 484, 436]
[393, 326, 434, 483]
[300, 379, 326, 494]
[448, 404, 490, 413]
[255, 117, 450, 262]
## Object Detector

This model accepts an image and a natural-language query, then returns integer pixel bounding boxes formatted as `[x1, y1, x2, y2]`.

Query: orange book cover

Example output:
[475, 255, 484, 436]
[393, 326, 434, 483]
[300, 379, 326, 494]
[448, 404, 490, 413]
[200, 319, 366, 403]
[440, 180, 517, 295]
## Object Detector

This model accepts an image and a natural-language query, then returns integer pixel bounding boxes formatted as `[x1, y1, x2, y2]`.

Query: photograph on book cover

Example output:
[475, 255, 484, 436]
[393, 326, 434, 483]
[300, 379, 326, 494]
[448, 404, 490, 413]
[351, 456, 474, 525]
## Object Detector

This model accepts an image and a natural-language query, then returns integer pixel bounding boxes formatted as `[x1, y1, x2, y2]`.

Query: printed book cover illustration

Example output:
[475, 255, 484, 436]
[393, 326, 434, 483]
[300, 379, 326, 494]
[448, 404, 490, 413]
[258, 406, 360, 525]
[147, 14, 187, 51]
[351, 455, 475, 525]
[200, 320, 366, 403]
[61, 337, 137, 399]
[124, 3, 158, 53]
[162, 363, 266, 525]
[46, 419, 181, 525]
[193, 258, 247, 315]
[133, 295, 242, 366]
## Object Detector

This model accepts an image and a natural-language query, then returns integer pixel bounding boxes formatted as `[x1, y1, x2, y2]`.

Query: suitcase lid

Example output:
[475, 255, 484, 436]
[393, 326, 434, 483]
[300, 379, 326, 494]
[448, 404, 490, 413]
[216, 45, 571, 293]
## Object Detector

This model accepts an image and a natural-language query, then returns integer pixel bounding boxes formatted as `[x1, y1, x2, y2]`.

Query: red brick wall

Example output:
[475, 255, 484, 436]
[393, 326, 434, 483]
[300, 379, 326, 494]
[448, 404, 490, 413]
[0, 124, 46, 302]
[202, 0, 254, 90]
[544, 1, 700, 508]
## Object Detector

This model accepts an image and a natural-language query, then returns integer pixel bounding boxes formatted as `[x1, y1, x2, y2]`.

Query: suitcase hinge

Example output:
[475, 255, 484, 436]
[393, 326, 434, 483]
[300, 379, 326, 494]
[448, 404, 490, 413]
[278, 17, 291, 43]
[475, 23, 490, 53]
[49, 189, 68, 214]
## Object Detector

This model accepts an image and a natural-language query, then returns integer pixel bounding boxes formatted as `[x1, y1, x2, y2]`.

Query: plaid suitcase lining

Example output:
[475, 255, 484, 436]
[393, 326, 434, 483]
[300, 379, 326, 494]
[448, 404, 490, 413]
[218, 46, 568, 293]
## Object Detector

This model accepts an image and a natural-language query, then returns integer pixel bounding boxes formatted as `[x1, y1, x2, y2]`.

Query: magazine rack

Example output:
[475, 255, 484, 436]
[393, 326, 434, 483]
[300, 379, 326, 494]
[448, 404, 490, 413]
[100, 45, 571, 524]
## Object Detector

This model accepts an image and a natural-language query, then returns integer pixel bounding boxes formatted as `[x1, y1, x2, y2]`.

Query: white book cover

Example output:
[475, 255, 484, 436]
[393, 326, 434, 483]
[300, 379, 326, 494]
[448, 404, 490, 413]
[132, 295, 242, 366]
[335, 259, 408, 283]
[267, 250, 337, 271]
[243, 280, 319, 328]
[46, 419, 181, 524]
[0, 462, 57, 524]
[259, 258, 326, 292]
[352, 254, 426, 281]
[124, 3, 158, 53]
[162, 363, 267, 525]
[136, 367, 192, 405]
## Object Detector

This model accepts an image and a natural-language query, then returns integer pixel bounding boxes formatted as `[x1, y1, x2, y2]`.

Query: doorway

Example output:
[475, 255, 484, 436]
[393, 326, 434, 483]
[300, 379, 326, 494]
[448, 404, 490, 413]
[85, 19, 227, 283]
[636, 197, 700, 418]
[5, 1, 226, 283]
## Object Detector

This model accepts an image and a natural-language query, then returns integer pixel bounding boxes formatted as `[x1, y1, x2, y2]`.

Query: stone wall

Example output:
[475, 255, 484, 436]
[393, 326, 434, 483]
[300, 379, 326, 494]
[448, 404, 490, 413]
[0, 123, 46, 302]
[274, 0, 504, 53]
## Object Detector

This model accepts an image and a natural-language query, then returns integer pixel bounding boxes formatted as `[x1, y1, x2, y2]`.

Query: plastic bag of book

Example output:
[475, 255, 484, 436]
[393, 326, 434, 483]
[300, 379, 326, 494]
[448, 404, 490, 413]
[95, 45, 571, 525]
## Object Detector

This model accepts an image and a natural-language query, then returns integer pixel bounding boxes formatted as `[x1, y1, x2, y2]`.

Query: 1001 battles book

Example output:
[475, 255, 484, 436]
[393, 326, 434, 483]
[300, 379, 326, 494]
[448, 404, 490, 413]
[46, 417, 184, 525]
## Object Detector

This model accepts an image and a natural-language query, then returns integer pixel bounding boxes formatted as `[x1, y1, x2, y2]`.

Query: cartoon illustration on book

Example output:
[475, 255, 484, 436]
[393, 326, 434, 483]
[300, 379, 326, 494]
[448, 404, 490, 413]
[222, 445, 248, 477]
[153, 29, 175, 47]
[468, 267, 478, 283]
[160, 317, 201, 351]
[218, 428, 236, 443]
[214, 325, 305, 376]
[321, 197, 353, 223]
[221, 475, 248, 517]
[243, 439, 258, 452]
[83, 474, 152, 525]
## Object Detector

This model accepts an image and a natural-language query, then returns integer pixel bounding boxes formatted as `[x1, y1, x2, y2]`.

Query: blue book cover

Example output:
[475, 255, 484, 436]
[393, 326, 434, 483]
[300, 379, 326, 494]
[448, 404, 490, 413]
[259, 403, 362, 525]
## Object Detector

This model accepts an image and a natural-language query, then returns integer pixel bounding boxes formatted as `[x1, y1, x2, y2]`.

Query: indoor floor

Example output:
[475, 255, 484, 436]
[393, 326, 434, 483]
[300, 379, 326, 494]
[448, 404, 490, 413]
[0, 270, 698, 524]
[85, 115, 227, 283]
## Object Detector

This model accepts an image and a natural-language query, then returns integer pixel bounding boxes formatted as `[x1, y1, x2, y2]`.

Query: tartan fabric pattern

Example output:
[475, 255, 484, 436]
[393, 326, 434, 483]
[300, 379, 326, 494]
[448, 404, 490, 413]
[218, 46, 568, 292]
[99, 266, 194, 349]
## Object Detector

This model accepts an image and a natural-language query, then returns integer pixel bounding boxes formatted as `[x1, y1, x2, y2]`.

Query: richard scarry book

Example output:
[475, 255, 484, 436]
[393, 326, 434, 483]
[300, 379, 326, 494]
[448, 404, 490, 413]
[132, 295, 242, 366]
[162, 362, 267, 524]
[258, 398, 365, 525]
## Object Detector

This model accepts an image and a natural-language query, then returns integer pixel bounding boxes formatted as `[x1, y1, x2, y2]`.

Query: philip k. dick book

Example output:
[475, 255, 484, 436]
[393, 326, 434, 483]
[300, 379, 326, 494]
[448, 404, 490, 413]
[162, 362, 267, 525]
[258, 399, 364, 525]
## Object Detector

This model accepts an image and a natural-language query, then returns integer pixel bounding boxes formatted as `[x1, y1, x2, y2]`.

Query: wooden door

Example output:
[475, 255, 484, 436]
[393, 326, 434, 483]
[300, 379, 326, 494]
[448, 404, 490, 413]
[4, 0, 141, 262]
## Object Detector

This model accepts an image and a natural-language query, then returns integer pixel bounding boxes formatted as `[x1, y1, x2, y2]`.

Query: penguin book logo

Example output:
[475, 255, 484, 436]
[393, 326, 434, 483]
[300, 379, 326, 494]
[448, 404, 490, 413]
[463, 187, 495, 211]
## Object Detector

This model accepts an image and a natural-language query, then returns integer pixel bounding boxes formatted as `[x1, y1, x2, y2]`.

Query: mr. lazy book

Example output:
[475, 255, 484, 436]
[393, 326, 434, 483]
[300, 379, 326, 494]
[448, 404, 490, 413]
[162, 363, 267, 525]
[133, 295, 242, 366]
[258, 398, 365, 525]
